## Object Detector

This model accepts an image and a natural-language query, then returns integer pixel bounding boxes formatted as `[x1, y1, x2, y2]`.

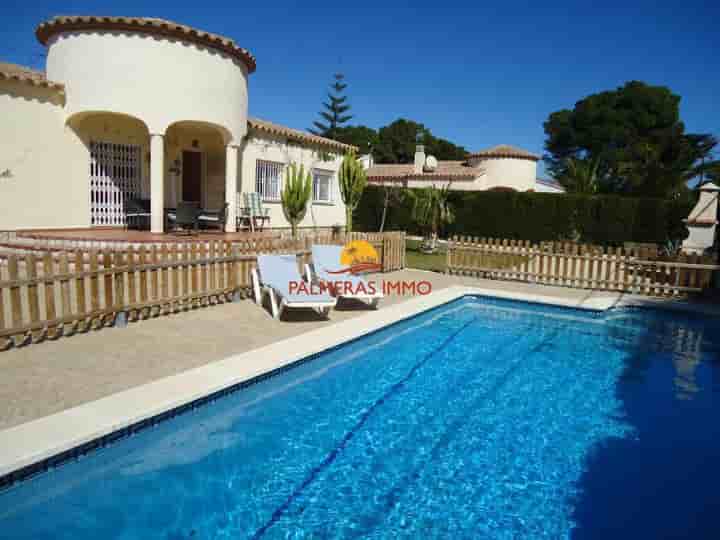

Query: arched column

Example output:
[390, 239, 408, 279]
[225, 144, 239, 232]
[150, 133, 165, 233]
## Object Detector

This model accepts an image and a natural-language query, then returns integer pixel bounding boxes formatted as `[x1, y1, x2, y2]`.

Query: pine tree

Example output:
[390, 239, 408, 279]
[310, 73, 353, 139]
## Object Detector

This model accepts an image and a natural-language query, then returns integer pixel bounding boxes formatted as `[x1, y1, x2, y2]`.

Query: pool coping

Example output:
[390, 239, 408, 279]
[0, 285, 712, 484]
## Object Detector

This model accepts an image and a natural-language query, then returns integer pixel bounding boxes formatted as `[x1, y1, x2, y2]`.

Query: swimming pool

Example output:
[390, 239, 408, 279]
[0, 296, 718, 539]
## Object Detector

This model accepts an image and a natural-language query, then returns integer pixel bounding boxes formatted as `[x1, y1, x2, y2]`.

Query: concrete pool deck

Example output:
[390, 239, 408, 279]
[0, 269, 717, 479]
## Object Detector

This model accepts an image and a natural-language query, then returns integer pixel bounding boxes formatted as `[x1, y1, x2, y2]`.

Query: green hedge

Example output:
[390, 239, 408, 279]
[355, 186, 693, 245]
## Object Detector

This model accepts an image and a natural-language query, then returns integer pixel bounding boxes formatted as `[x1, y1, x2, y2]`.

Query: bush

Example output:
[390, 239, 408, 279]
[355, 186, 693, 245]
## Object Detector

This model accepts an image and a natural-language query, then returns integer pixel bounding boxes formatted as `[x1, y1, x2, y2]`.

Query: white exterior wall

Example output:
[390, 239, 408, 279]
[0, 82, 87, 230]
[467, 157, 536, 191]
[682, 225, 715, 254]
[239, 133, 347, 229]
[390, 157, 537, 192]
[46, 31, 248, 143]
[403, 179, 467, 190]
[535, 181, 565, 193]
[682, 184, 719, 254]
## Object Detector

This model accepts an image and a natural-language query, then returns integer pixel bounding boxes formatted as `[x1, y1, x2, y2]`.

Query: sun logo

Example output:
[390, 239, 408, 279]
[340, 240, 379, 267]
[325, 240, 382, 275]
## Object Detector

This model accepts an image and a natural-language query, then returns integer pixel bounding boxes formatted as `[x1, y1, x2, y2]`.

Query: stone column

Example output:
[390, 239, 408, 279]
[225, 144, 239, 232]
[150, 134, 165, 233]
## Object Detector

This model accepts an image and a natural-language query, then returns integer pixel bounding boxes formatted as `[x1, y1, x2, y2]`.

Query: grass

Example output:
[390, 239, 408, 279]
[405, 239, 446, 272]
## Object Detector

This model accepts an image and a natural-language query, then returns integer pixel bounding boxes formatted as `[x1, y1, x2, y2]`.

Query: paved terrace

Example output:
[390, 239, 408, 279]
[0, 269, 715, 431]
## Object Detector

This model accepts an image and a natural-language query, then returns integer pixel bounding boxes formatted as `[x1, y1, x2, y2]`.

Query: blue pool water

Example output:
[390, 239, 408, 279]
[1, 296, 719, 539]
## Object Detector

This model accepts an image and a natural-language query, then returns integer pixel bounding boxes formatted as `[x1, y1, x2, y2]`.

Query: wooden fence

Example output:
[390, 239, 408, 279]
[0, 231, 405, 350]
[447, 237, 717, 297]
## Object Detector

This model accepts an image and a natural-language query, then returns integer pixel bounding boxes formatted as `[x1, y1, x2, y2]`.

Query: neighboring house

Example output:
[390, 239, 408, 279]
[534, 178, 566, 194]
[0, 16, 355, 232]
[366, 144, 560, 193]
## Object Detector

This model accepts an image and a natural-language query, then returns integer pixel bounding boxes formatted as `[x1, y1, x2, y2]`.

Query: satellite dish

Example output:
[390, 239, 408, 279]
[424, 155, 438, 172]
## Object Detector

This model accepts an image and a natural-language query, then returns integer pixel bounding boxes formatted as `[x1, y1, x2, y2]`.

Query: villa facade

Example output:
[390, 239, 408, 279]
[0, 16, 355, 232]
[366, 144, 565, 193]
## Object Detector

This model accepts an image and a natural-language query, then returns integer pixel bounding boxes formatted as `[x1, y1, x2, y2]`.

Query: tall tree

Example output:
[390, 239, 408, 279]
[373, 119, 468, 163]
[333, 125, 378, 155]
[309, 73, 353, 139]
[544, 81, 718, 198]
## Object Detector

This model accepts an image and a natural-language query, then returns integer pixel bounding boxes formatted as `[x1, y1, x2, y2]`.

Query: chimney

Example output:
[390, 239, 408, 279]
[414, 145, 425, 173]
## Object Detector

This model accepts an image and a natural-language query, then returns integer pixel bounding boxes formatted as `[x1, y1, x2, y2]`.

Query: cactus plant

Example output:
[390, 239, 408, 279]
[281, 163, 312, 239]
[338, 152, 367, 233]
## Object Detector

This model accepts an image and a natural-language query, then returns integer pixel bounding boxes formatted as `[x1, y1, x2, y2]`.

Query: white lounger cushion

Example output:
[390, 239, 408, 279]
[311, 245, 384, 299]
[257, 254, 335, 304]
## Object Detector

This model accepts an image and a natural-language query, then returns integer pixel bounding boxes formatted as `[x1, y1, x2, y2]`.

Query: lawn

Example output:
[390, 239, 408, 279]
[405, 238, 446, 272]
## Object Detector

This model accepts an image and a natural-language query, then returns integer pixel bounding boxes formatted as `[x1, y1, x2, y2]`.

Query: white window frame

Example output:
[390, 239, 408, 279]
[312, 169, 334, 204]
[255, 160, 284, 202]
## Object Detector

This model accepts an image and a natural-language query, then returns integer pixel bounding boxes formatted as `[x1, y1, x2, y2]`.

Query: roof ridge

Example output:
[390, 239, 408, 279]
[0, 60, 65, 93]
[469, 144, 540, 161]
[247, 117, 357, 152]
[35, 15, 256, 74]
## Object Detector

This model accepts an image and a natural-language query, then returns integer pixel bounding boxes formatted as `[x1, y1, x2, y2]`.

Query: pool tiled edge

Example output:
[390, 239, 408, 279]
[0, 286, 622, 485]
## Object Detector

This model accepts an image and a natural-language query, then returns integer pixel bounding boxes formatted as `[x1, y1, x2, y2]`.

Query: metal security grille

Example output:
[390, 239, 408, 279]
[90, 141, 142, 226]
[255, 160, 283, 201]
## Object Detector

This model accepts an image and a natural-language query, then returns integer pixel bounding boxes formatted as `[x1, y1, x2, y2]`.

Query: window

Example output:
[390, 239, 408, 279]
[312, 170, 333, 203]
[255, 160, 283, 201]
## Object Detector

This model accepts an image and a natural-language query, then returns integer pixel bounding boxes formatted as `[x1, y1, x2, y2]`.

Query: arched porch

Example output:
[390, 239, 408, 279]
[67, 111, 151, 227]
[152, 120, 238, 233]
[67, 114, 239, 233]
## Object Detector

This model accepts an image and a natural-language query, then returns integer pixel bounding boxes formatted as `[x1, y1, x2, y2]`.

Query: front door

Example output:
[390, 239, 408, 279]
[182, 151, 202, 204]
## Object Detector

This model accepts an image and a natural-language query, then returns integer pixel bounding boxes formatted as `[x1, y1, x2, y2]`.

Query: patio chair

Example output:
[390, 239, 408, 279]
[252, 254, 336, 319]
[307, 244, 384, 309]
[198, 203, 228, 232]
[167, 201, 200, 235]
[124, 198, 151, 230]
[238, 192, 270, 232]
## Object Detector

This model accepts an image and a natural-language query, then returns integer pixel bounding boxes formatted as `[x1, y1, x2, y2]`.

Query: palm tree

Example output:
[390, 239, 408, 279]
[409, 184, 454, 253]
[281, 163, 312, 239]
[560, 156, 602, 194]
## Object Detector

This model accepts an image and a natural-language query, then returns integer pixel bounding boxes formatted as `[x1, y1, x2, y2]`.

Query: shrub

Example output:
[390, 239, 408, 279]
[355, 186, 693, 245]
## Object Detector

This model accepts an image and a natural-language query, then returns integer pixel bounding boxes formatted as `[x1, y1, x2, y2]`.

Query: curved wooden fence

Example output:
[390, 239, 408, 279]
[0, 231, 405, 350]
[447, 237, 717, 296]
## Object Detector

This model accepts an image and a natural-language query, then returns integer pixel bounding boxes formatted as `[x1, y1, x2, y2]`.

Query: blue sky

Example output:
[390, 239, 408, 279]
[2, 1, 718, 175]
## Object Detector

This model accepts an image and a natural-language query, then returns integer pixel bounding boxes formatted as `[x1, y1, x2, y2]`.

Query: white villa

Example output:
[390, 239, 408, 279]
[0, 16, 355, 233]
[366, 144, 564, 193]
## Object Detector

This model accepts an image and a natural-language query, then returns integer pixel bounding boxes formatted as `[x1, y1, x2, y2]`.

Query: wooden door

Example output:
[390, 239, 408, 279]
[182, 151, 202, 204]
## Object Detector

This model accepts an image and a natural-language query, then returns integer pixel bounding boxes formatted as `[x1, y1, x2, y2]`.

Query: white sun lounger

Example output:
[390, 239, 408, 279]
[252, 254, 336, 319]
[307, 244, 384, 309]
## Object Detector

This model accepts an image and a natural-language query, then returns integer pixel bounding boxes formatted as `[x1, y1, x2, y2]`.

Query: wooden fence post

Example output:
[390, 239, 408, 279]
[74, 250, 88, 330]
[89, 251, 100, 330]
[139, 247, 148, 318]
[59, 252, 74, 334]
[113, 251, 126, 327]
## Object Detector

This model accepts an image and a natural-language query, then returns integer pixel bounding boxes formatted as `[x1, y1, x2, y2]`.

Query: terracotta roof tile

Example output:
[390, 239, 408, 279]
[247, 117, 358, 153]
[366, 162, 477, 181]
[35, 16, 256, 74]
[0, 61, 65, 92]
[469, 144, 539, 161]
